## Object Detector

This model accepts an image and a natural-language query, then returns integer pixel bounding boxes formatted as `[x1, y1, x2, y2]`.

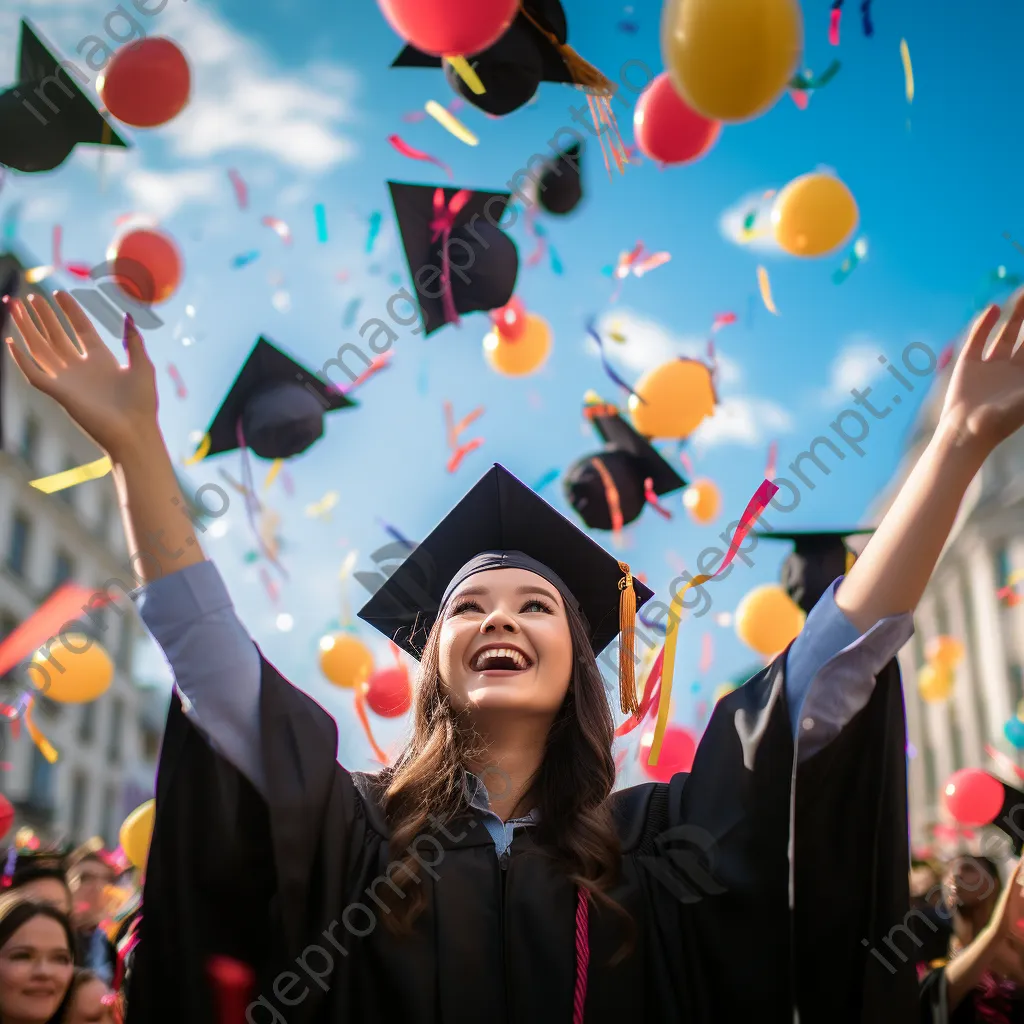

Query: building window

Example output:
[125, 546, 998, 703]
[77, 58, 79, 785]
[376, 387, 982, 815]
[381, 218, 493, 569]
[961, 573, 990, 754]
[116, 621, 133, 672]
[1010, 665, 1024, 718]
[51, 550, 76, 589]
[101, 784, 118, 849]
[141, 726, 161, 764]
[6, 512, 31, 578]
[948, 698, 965, 771]
[28, 746, 55, 811]
[107, 698, 124, 766]
[19, 415, 40, 470]
[78, 701, 96, 745]
[70, 770, 88, 836]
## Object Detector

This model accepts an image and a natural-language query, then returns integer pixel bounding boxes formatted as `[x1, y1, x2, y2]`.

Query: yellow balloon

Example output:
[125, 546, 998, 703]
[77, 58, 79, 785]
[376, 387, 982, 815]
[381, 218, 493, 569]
[771, 173, 859, 258]
[927, 635, 965, 671]
[319, 633, 374, 689]
[683, 478, 721, 524]
[119, 800, 155, 871]
[30, 635, 113, 703]
[628, 359, 716, 439]
[483, 314, 552, 376]
[918, 664, 954, 704]
[735, 584, 805, 657]
[662, 0, 803, 123]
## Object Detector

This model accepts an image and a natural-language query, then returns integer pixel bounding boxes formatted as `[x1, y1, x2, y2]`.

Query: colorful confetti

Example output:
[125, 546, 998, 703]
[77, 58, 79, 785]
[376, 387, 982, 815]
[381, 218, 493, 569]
[343, 297, 362, 328]
[261, 216, 293, 246]
[790, 61, 842, 92]
[366, 211, 382, 254]
[305, 491, 339, 519]
[444, 56, 485, 96]
[232, 251, 260, 269]
[444, 401, 485, 473]
[334, 353, 393, 396]
[425, 100, 478, 146]
[31, 457, 112, 493]
[376, 519, 416, 549]
[167, 363, 187, 400]
[832, 237, 868, 284]
[314, 203, 328, 243]
[532, 468, 560, 492]
[757, 265, 779, 315]
[387, 134, 453, 179]
[586, 319, 644, 403]
[227, 169, 248, 210]
[900, 39, 914, 104]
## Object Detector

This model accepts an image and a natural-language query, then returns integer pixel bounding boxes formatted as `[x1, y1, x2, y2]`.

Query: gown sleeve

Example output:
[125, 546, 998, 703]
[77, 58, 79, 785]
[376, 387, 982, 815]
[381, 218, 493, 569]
[651, 647, 917, 1021]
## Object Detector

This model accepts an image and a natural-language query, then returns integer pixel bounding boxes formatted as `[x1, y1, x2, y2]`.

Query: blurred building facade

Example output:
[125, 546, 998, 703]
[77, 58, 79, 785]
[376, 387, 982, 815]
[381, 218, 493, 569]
[872, 350, 1024, 850]
[0, 253, 166, 849]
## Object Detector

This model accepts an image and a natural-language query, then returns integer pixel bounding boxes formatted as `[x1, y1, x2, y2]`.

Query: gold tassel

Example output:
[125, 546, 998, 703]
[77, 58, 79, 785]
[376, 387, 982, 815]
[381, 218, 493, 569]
[618, 562, 639, 717]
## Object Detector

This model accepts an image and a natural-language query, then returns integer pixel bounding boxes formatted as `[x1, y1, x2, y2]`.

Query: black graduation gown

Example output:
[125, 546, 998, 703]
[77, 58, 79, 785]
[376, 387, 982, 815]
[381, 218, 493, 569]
[127, 649, 916, 1024]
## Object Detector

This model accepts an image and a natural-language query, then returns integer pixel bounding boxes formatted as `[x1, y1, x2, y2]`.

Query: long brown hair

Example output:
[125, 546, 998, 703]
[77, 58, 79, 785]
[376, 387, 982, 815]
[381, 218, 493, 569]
[379, 594, 629, 944]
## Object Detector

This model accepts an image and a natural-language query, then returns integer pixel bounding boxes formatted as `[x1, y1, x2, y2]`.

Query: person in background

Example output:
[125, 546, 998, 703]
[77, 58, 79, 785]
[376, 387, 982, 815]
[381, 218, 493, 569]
[920, 856, 1024, 1021]
[909, 858, 954, 971]
[0, 892, 75, 1024]
[67, 855, 116, 983]
[913, 859, 946, 909]
[9, 857, 73, 920]
[63, 969, 115, 1024]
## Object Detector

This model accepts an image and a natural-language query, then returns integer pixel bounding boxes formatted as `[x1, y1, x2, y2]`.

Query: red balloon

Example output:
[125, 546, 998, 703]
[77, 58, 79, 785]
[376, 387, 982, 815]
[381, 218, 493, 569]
[490, 297, 527, 341]
[376, 0, 518, 57]
[111, 228, 183, 305]
[365, 667, 412, 718]
[99, 38, 191, 128]
[639, 726, 697, 783]
[943, 769, 1004, 827]
[633, 72, 721, 166]
[0, 794, 13, 841]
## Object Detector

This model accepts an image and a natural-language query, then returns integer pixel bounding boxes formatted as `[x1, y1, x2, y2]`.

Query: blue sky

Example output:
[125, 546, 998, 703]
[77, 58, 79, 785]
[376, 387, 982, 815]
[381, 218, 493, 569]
[3, 0, 1021, 777]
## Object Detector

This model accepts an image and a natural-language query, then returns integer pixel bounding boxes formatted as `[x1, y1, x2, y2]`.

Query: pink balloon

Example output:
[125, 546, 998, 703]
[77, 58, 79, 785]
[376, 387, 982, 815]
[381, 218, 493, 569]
[490, 297, 527, 341]
[639, 726, 697, 783]
[943, 769, 1004, 827]
[365, 667, 412, 718]
[376, 0, 518, 57]
[633, 72, 721, 166]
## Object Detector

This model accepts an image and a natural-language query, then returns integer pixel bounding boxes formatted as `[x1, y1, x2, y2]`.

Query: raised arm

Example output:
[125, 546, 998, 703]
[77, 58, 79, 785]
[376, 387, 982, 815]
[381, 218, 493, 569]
[837, 295, 1024, 632]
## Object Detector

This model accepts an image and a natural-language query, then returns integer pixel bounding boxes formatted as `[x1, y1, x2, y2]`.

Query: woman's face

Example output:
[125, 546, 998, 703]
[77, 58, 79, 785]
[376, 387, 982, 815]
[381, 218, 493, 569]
[0, 915, 74, 1024]
[439, 568, 574, 718]
[944, 857, 999, 911]
[65, 977, 115, 1024]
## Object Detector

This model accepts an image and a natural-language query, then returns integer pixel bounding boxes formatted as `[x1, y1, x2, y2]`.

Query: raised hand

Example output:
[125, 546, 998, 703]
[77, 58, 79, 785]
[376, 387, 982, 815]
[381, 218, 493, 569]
[941, 291, 1024, 455]
[3, 290, 158, 460]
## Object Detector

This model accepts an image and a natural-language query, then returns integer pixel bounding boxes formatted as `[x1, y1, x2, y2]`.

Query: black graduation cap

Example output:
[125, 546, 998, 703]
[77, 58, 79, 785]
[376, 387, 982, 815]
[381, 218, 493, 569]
[537, 142, 583, 216]
[0, 266, 21, 449]
[564, 395, 687, 532]
[197, 337, 358, 461]
[0, 20, 128, 173]
[756, 529, 875, 615]
[391, 0, 573, 116]
[389, 181, 519, 337]
[358, 463, 654, 711]
[990, 778, 1024, 857]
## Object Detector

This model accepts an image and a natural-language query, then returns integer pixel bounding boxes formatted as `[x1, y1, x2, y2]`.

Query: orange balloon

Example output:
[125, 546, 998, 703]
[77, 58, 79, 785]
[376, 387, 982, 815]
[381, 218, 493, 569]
[319, 633, 374, 689]
[771, 173, 858, 258]
[628, 358, 716, 439]
[735, 584, 805, 657]
[683, 478, 721, 524]
[110, 228, 183, 305]
[927, 635, 965, 671]
[483, 313, 552, 376]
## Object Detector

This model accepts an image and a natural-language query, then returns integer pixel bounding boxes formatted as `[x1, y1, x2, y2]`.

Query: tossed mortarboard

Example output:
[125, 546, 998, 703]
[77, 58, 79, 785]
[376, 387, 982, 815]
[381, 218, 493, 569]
[357, 463, 654, 713]
[389, 181, 519, 337]
[0, 20, 128, 173]
[0, 266, 21, 449]
[196, 337, 357, 461]
[756, 529, 875, 615]
[990, 778, 1024, 857]
[564, 394, 687, 532]
[391, 0, 574, 117]
[536, 142, 583, 216]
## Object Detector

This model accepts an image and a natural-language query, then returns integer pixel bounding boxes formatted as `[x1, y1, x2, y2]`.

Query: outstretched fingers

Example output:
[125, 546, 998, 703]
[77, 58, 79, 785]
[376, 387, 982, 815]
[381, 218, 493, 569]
[26, 293, 83, 363]
[6, 298, 65, 376]
[52, 291, 106, 355]
[5, 333, 58, 396]
[988, 290, 1024, 361]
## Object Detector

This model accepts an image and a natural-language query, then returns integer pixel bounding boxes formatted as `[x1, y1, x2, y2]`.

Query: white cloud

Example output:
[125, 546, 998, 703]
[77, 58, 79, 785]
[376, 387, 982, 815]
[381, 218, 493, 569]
[591, 308, 743, 385]
[690, 397, 795, 449]
[821, 339, 885, 405]
[122, 167, 222, 219]
[718, 189, 783, 256]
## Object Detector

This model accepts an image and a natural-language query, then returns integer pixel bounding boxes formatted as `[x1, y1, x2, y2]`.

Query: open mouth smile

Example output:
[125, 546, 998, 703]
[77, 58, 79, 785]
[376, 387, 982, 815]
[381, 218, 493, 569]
[470, 644, 534, 673]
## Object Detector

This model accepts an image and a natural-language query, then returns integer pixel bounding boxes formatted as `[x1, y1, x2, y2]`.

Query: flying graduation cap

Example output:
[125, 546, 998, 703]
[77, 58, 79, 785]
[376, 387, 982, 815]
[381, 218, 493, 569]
[0, 20, 128, 173]
[357, 462, 654, 714]
[391, 0, 611, 118]
[196, 337, 357, 461]
[564, 394, 687, 532]
[756, 529, 875, 615]
[536, 142, 583, 216]
[389, 181, 519, 337]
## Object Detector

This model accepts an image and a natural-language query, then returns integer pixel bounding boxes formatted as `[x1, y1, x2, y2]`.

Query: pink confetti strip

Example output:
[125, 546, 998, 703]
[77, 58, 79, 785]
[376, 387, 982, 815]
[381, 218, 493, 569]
[228, 169, 248, 210]
[765, 440, 778, 481]
[711, 312, 737, 332]
[447, 438, 485, 474]
[699, 632, 713, 673]
[632, 251, 671, 277]
[829, 7, 841, 45]
[260, 216, 293, 246]
[387, 134, 453, 180]
[167, 363, 187, 399]
[52, 225, 63, 269]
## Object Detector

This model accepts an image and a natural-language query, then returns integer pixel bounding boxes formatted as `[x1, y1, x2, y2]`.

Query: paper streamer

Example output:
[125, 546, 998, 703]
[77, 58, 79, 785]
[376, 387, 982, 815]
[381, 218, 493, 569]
[261, 216, 293, 246]
[532, 468, 560, 492]
[387, 135, 454, 179]
[24, 697, 58, 763]
[447, 438, 485, 473]
[986, 743, 1024, 784]
[366, 212, 382, 254]
[790, 61, 841, 91]
[227, 169, 248, 210]
[585, 319, 645, 403]
[231, 251, 260, 269]
[648, 479, 779, 766]
[832, 237, 869, 284]
[185, 433, 211, 466]
[829, 2, 842, 45]
[334, 352, 393, 396]
[425, 100, 478, 146]
[305, 491, 339, 519]
[757, 265, 779, 315]
[263, 459, 284, 491]
[615, 645, 665, 737]
[900, 39, 914, 104]
[314, 203, 328, 243]
[444, 56, 486, 95]
[354, 685, 389, 764]
[30, 456, 112, 494]
[376, 519, 415, 549]
[765, 440, 778, 481]
[343, 297, 362, 328]
[167, 363, 187, 400]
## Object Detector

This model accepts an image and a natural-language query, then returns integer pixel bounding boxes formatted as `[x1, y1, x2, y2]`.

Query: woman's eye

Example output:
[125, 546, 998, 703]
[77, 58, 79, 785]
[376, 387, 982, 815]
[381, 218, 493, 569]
[451, 600, 483, 615]
[521, 599, 552, 613]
